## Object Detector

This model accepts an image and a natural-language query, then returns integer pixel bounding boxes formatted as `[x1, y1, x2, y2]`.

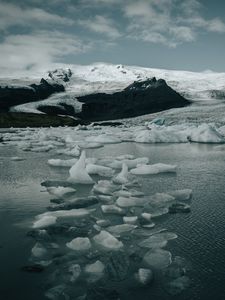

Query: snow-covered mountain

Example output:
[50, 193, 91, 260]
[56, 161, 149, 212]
[1, 62, 225, 125]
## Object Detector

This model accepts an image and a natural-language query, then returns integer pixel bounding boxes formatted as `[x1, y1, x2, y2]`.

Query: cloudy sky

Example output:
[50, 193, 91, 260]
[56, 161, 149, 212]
[0, 0, 225, 74]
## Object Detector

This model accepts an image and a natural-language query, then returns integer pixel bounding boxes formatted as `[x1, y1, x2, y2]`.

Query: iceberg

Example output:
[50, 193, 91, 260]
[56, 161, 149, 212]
[130, 163, 177, 175]
[123, 216, 138, 224]
[68, 150, 94, 184]
[188, 124, 225, 143]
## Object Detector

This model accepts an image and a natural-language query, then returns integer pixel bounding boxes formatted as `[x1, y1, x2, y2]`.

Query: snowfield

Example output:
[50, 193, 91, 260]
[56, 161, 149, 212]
[3, 62, 225, 119]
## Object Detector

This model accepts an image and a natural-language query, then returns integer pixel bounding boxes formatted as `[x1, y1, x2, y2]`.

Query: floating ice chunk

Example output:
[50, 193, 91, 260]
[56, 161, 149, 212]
[135, 268, 153, 285]
[48, 158, 77, 167]
[123, 216, 138, 225]
[33, 216, 57, 229]
[39, 208, 93, 219]
[86, 164, 114, 177]
[114, 189, 144, 198]
[45, 284, 67, 300]
[143, 249, 172, 269]
[113, 163, 129, 184]
[68, 150, 94, 184]
[46, 186, 76, 198]
[69, 264, 81, 283]
[116, 196, 148, 207]
[31, 243, 47, 257]
[78, 142, 103, 149]
[101, 205, 125, 215]
[93, 230, 123, 250]
[166, 189, 192, 201]
[139, 232, 177, 249]
[149, 193, 175, 208]
[85, 260, 105, 273]
[109, 157, 149, 169]
[84, 260, 105, 282]
[141, 213, 152, 222]
[188, 124, 225, 144]
[116, 154, 135, 160]
[34, 208, 92, 228]
[86, 134, 121, 144]
[97, 195, 113, 204]
[107, 224, 137, 235]
[130, 163, 177, 175]
[96, 219, 111, 227]
[66, 237, 91, 251]
[166, 276, 190, 295]
[134, 126, 189, 143]
[11, 156, 25, 161]
[93, 180, 119, 195]
[57, 145, 81, 157]
[30, 145, 54, 152]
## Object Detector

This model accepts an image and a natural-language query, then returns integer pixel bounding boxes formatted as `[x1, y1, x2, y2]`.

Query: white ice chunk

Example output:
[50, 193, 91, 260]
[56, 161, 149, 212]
[48, 158, 77, 167]
[188, 124, 225, 144]
[33, 215, 57, 229]
[101, 204, 125, 215]
[31, 243, 47, 257]
[68, 150, 94, 184]
[107, 224, 137, 235]
[123, 216, 138, 225]
[66, 237, 91, 251]
[166, 189, 192, 201]
[143, 249, 172, 269]
[116, 196, 148, 207]
[130, 163, 177, 175]
[34, 208, 92, 228]
[109, 157, 149, 169]
[84, 260, 105, 282]
[86, 164, 114, 177]
[93, 230, 123, 250]
[46, 186, 76, 198]
[86, 134, 121, 144]
[93, 180, 119, 195]
[135, 268, 153, 285]
[113, 163, 129, 184]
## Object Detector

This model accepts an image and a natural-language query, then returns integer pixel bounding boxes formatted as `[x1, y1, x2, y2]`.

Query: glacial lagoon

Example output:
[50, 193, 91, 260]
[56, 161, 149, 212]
[0, 140, 225, 300]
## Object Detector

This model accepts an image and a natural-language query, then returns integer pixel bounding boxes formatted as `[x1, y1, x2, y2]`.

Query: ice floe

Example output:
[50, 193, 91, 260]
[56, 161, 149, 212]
[93, 230, 123, 251]
[130, 163, 177, 175]
[66, 237, 91, 251]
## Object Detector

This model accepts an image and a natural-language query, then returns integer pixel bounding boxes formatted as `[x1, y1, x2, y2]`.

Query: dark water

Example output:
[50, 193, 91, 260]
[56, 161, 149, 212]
[0, 143, 225, 300]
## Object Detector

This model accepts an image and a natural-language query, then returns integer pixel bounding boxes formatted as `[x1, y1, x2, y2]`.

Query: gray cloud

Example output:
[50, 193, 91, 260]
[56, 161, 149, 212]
[78, 15, 121, 39]
[0, 31, 91, 72]
[0, 2, 74, 31]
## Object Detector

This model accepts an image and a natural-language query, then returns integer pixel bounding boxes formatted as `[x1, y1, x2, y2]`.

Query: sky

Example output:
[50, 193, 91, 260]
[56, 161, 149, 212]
[0, 0, 225, 74]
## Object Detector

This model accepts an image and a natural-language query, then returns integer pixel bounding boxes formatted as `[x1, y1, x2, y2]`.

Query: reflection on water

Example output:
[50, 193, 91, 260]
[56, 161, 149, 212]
[0, 143, 225, 300]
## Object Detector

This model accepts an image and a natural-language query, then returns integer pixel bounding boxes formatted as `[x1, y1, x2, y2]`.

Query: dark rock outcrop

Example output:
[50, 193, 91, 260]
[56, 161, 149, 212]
[0, 112, 85, 128]
[0, 79, 65, 111]
[77, 77, 190, 121]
